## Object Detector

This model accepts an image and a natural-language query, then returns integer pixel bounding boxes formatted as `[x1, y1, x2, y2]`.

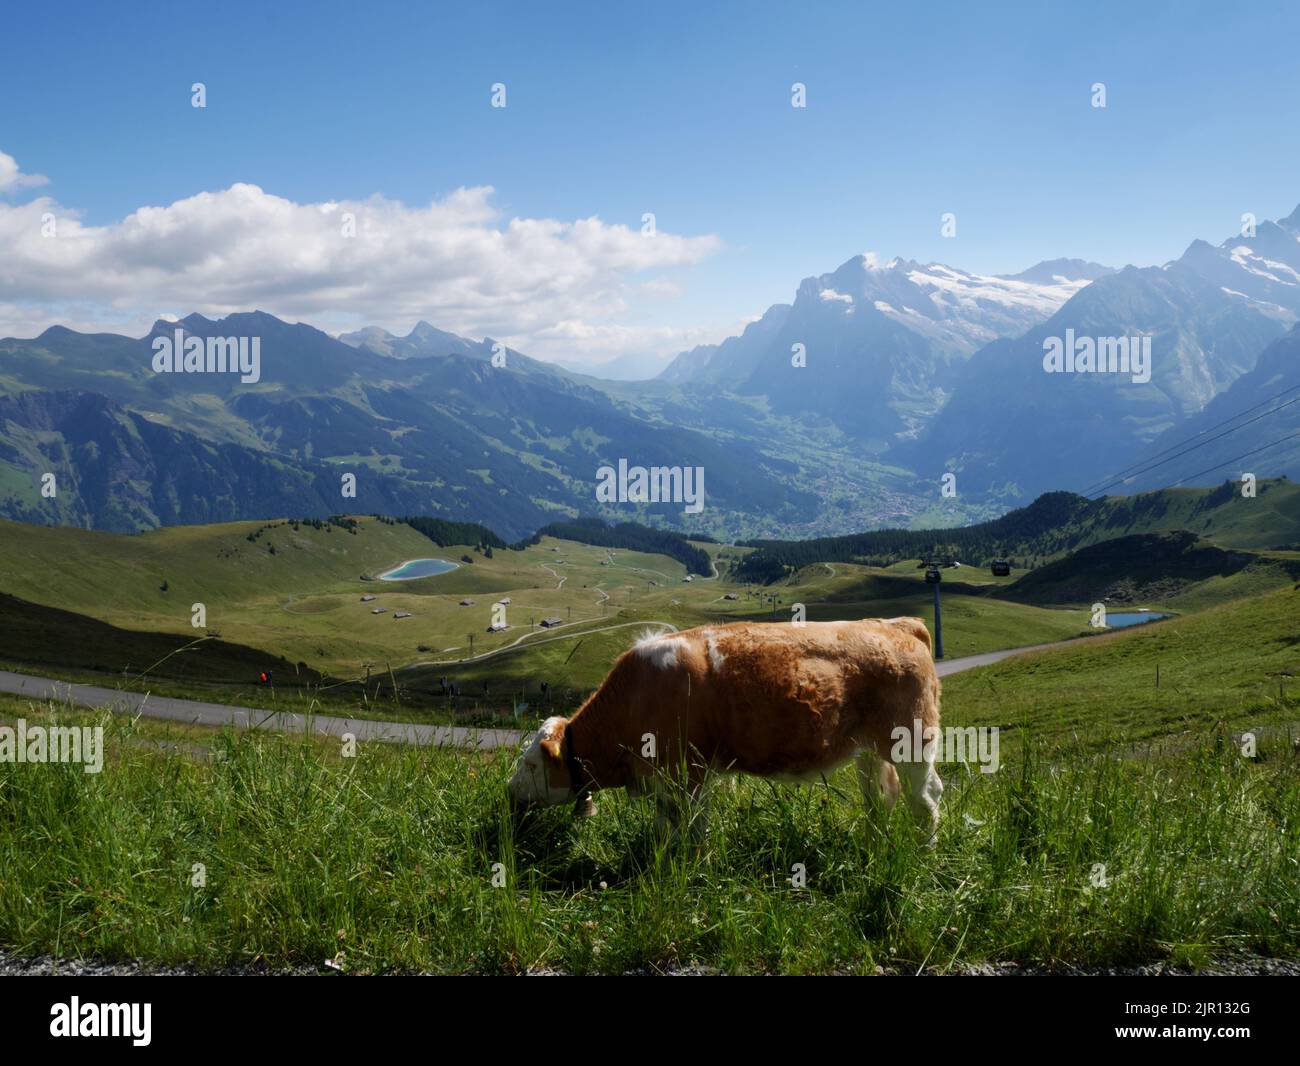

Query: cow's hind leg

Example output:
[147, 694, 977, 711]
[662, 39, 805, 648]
[899, 753, 943, 846]
[857, 749, 900, 832]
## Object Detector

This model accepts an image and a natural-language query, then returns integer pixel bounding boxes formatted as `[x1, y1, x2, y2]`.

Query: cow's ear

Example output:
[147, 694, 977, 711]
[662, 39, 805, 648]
[539, 735, 563, 762]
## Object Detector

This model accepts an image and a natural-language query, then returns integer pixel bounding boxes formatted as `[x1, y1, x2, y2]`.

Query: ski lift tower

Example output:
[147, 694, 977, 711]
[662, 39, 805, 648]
[918, 558, 959, 659]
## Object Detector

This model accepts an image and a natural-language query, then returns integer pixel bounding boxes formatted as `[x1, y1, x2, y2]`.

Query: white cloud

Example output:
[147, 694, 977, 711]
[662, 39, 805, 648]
[521, 318, 724, 363]
[0, 151, 47, 194]
[638, 278, 685, 299]
[0, 149, 721, 362]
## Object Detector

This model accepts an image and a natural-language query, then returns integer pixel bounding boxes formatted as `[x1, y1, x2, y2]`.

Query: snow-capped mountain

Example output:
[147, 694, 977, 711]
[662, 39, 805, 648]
[660, 254, 1112, 389]
[902, 206, 1300, 502]
[1175, 205, 1300, 323]
[656, 253, 1111, 442]
[833, 254, 1114, 355]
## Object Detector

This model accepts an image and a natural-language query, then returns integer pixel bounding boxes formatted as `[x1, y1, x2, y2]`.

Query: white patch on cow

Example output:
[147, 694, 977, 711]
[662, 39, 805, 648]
[704, 630, 726, 671]
[634, 630, 686, 670]
[508, 717, 573, 807]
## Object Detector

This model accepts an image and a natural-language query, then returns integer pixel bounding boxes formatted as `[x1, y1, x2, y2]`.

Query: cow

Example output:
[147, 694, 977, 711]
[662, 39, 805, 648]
[507, 617, 943, 842]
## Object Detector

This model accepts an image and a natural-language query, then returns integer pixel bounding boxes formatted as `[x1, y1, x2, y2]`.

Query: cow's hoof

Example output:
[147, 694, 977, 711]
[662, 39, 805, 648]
[575, 795, 597, 818]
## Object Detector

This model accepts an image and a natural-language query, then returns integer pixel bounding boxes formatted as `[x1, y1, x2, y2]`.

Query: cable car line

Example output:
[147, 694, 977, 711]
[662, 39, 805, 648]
[1078, 378, 1300, 496]
[1084, 388, 1300, 499]
[1167, 428, 1300, 489]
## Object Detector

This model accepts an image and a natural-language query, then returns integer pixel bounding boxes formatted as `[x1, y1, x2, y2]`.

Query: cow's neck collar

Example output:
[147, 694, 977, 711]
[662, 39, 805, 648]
[563, 724, 593, 799]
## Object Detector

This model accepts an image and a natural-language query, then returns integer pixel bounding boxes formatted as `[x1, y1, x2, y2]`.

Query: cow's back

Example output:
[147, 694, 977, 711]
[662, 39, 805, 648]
[625, 619, 938, 779]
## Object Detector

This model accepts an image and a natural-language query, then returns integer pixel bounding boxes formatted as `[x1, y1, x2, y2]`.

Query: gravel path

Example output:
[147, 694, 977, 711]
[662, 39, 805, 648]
[3, 949, 1295, 977]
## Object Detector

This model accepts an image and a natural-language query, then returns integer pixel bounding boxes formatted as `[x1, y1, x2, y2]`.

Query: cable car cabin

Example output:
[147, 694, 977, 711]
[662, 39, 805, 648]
[991, 559, 1012, 577]
[924, 567, 942, 584]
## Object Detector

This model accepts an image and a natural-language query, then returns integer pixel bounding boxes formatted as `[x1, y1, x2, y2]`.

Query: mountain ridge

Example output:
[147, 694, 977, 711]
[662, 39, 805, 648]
[6, 206, 1300, 539]
[0, 314, 815, 537]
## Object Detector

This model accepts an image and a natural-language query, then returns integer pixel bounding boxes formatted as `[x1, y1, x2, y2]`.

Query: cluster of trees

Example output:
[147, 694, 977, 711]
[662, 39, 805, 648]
[394, 511, 713, 574]
[245, 520, 283, 543]
[249, 516, 359, 544]
[401, 516, 508, 550]
[733, 491, 1099, 584]
[515, 516, 713, 576]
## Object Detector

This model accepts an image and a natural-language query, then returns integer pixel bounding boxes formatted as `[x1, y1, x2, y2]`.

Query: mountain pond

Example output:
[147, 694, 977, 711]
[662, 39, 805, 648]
[378, 558, 459, 581]
[1104, 610, 1170, 629]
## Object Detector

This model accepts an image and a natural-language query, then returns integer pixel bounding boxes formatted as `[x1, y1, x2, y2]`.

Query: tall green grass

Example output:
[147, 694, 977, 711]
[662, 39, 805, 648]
[0, 703, 1295, 974]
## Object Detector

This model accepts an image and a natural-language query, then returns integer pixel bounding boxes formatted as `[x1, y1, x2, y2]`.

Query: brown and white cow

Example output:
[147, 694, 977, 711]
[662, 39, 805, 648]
[508, 617, 943, 838]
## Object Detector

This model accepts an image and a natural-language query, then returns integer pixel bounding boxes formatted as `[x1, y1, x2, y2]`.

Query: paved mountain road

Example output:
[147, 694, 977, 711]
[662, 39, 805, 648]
[933, 641, 1068, 677]
[0, 669, 520, 750]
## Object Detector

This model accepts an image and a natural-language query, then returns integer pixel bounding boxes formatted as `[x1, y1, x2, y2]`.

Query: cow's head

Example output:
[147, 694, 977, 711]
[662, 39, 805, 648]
[509, 716, 575, 809]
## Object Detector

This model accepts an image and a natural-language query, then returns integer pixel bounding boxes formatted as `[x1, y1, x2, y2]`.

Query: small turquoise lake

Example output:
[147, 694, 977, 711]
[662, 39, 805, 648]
[378, 558, 459, 581]
[1104, 611, 1170, 629]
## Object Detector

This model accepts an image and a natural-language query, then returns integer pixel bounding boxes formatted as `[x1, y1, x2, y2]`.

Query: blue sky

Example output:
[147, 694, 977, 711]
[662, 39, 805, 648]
[3, 0, 1299, 368]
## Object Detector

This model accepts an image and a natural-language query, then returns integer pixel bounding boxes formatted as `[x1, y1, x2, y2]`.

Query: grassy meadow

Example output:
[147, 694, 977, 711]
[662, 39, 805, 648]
[0, 682, 1294, 974]
[1, 511, 1297, 972]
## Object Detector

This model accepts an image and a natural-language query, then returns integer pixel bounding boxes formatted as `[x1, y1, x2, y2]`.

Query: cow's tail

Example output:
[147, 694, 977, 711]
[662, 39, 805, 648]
[882, 616, 941, 730]
[886, 616, 943, 838]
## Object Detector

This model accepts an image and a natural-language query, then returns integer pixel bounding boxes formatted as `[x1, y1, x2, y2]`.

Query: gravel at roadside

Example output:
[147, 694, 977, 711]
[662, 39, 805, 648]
[3, 949, 1297, 977]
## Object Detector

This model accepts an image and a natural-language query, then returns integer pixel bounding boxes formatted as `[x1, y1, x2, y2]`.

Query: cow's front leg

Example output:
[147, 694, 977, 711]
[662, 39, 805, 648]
[653, 777, 680, 837]
[684, 772, 713, 846]
[653, 768, 711, 854]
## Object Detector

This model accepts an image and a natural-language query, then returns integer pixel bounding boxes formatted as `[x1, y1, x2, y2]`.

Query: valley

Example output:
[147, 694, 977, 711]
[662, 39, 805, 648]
[2, 478, 1298, 726]
[0, 512, 1083, 718]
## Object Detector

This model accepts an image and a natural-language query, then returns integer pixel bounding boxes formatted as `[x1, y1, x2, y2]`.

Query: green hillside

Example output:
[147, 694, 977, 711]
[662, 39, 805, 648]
[517, 516, 714, 576]
[0, 591, 320, 686]
[944, 583, 1300, 746]
[7, 491, 1294, 725]
[1073, 478, 1300, 551]
[0, 513, 1090, 718]
[0, 514, 436, 618]
[735, 478, 1300, 582]
[1003, 529, 1300, 607]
